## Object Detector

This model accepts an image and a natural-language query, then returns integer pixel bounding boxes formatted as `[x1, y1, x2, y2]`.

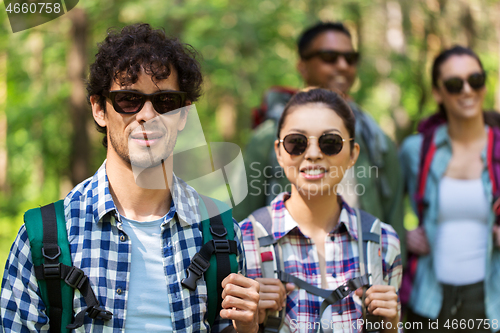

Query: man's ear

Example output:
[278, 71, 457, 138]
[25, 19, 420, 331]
[91, 95, 107, 127]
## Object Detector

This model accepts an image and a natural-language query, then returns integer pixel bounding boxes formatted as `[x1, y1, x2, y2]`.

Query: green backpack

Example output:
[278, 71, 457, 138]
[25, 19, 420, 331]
[24, 195, 238, 332]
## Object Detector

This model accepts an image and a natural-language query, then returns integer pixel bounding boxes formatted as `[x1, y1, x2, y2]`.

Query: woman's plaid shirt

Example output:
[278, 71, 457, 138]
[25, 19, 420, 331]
[239, 192, 402, 333]
[1, 161, 245, 333]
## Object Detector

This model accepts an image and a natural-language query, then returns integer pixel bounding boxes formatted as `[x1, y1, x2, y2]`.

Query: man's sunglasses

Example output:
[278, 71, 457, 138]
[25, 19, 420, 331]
[442, 72, 486, 94]
[279, 133, 353, 156]
[103, 90, 187, 114]
[302, 50, 360, 66]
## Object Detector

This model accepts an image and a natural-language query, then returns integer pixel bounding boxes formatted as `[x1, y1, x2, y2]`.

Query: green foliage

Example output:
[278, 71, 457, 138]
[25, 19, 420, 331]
[1, 0, 500, 269]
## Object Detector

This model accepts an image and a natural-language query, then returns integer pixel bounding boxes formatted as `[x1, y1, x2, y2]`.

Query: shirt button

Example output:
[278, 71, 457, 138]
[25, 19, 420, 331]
[116, 288, 123, 295]
[120, 234, 126, 242]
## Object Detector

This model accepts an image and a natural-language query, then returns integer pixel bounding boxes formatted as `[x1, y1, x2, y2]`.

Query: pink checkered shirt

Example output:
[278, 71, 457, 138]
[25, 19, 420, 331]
[239, 192, 402, 333]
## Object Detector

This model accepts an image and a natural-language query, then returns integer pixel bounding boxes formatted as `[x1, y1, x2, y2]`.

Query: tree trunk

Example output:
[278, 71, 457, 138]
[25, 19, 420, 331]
[68, 8, 90, 186]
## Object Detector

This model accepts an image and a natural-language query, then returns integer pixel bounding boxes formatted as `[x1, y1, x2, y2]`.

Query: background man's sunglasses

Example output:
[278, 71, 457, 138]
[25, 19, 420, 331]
[442, 72, 486, 94]
[279, 133, 353, 156]
[104, 90, 187, 114]
[302, 50, 360, 66]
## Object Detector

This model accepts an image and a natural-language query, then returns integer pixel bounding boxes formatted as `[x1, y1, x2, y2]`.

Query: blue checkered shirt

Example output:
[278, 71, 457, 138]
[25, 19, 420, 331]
[1, 161, 246, 332]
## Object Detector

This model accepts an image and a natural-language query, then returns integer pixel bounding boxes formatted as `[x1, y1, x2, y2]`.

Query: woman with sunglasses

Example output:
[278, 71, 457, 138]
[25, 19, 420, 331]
[239, 88, 402, 332]
[400, 46, 500, 332]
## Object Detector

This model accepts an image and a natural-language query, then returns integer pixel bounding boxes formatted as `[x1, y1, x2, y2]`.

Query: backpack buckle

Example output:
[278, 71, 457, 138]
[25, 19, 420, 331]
[213, 240, 230, 253]
[210, 225, 227, 238]
[334, 284, 350, 300]
[64, 266, 87, 289]
[43, 263, 61, 279]
[42, 246, 61, 261]
[181, 253, 211, 291]
[87, 305, 113, 321]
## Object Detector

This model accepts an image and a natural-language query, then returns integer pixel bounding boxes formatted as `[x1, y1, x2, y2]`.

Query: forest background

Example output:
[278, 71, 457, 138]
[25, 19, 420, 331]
[0, 0, 499, 268]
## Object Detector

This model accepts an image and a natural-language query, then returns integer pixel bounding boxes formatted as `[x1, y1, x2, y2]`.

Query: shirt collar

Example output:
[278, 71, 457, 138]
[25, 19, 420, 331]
[78, 160, 201, 226]
[270, 192, 359, 241]
[433, 123, 450, 147]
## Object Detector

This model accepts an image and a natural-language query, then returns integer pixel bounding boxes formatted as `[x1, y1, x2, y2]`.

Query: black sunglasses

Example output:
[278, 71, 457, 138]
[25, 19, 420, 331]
[279, 133, 353, 156]
[442, 72, 486, 94]
[302, 50, 360, 66]
[103, 90, 187, 114]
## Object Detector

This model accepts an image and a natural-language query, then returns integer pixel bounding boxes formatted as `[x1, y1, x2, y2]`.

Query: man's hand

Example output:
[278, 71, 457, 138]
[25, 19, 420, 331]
[255, 278, 295, 324]
[406, 226, 430, 255]
[355, 285, 399, 332]
[220, 273, 260, 333]
[493, 225, 500, 249]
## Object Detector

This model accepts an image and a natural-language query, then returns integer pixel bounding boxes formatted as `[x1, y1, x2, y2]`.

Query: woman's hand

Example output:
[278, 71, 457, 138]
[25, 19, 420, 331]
[406, 226, 430, 255]
[355, 285, 399, 332]
[254, 278, 295, 324]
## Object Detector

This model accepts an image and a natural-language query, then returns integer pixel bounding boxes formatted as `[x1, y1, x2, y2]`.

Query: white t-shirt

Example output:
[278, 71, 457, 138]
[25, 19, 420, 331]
[121, 215, 173, 332]
[434, 177, 489, 285]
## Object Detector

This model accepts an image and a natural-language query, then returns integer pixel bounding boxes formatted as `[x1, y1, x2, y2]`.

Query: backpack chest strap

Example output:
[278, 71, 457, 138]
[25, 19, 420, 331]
[278, 271, 369, 317]
[182, 239, 238, 291]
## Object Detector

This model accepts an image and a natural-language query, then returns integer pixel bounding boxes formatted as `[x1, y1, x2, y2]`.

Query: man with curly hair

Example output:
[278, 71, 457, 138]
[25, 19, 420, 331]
[0, 23, 259, 333]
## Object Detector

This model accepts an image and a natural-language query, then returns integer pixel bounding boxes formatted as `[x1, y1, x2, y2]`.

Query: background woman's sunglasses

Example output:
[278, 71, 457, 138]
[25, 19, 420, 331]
[279, 133, 353, 156]
[442, 72, 486, 94]
[104, 90, 187, 114]
[302, 50, 360, 66]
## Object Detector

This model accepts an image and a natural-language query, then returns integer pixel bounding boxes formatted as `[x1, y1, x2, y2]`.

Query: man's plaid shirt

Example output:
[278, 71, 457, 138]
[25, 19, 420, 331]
[1, 161, 245, 332]
[239, 192, 402, 333]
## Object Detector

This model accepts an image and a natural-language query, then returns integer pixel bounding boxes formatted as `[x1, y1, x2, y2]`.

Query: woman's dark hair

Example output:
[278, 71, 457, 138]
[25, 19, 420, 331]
[277, 88, 356, 150]
[430, 45, 500, 127]
[87, 23, 203, 147]
[431, 45, 484, 89]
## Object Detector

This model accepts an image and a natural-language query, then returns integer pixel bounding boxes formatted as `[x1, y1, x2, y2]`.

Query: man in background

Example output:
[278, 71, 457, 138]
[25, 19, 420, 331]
[234, 21, 405, 259]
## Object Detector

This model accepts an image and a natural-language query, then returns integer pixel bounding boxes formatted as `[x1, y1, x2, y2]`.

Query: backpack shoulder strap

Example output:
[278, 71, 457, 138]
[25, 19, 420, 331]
[415, 130, 437, 222]
[487, 127, 500, 225]
[355, 209, 383, 285]
[24, 200, 112, 332]
[247, 206, 286, 332]
[355, 208, 383, 333]
[181, 194, 238, 328]
[25, 200, 72, 333]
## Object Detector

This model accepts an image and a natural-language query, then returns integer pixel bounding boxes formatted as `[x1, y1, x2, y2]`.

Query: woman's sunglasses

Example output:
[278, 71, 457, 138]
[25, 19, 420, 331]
[302, 50, 360, 66]
[279, 133, 353, 156]
[442, 72, 486, 94]
[103, 90, 187, 114]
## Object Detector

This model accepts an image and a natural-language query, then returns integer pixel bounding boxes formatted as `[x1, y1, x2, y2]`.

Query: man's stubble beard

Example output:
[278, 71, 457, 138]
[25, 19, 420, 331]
[108, 126, 177, 169]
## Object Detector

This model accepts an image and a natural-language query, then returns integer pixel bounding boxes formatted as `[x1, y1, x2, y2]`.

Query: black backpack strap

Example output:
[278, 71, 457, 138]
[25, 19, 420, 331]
[201, 195, 234, 321]
[40, 203, 63, 333]
[33, 203, 112, 331]
[279, 271, 369, 320]
[181, 195, 238, 324]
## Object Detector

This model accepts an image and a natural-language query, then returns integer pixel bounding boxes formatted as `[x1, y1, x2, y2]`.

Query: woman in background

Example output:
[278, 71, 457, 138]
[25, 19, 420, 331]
[400, 46, 500, 332]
